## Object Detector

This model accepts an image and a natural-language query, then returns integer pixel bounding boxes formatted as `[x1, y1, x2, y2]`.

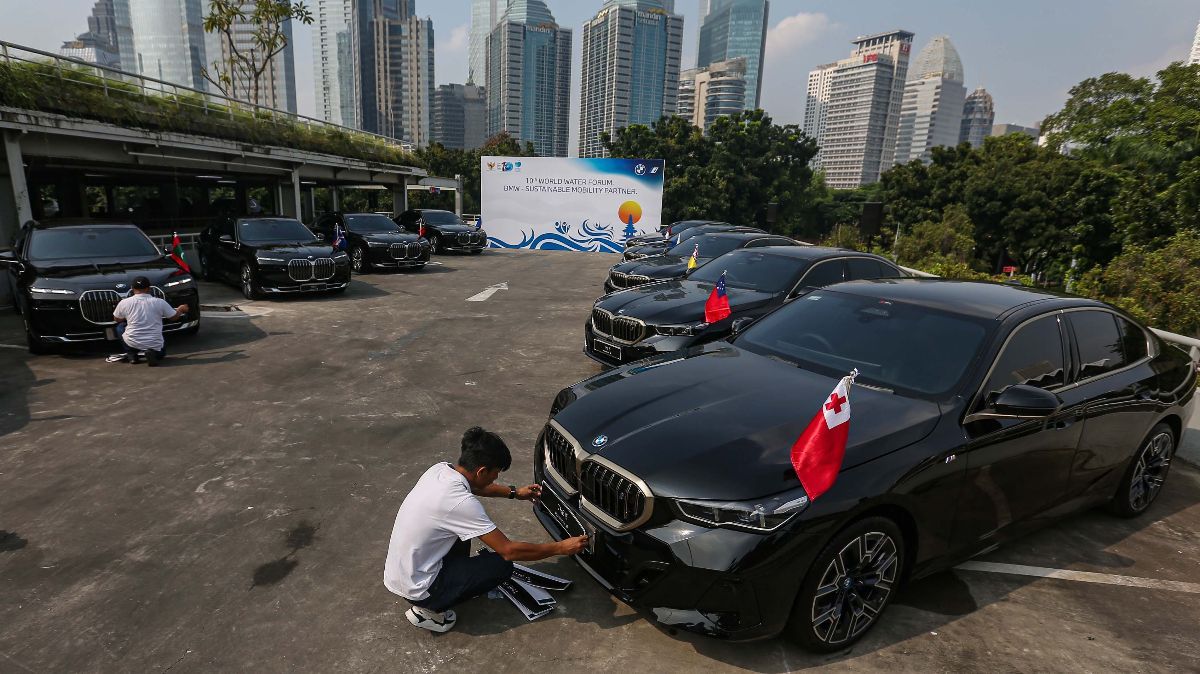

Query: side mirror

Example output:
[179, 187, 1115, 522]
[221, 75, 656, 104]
[990, 385, 1061, 418]
[730, 316, 756, 336]
[314, 233, 325, 241]
[218, 234, 233, 243]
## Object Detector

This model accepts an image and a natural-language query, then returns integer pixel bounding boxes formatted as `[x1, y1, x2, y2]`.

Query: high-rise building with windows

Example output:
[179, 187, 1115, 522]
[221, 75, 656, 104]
[960, 87, 995, 148]
[207, 3, 297, 112]
[893, 36, 966, 165]
[695, 0, 768, 111]
[354, 0, 435, 145]
[817, 29, 914, 189]
[678, 57, 747, 130]
[802, 61, 837, 170]
[578, 0, 684, 158]
[61, 0, 121, 68]
[992, 123, 1038, 140]
[485, 0, 572, 156]
[111, 0, 209, 90]
[433, 83, 487, 149]
[1190, 20, 1200, 65]
[470, 0, 503, 85]
[313, 0, 357, 126]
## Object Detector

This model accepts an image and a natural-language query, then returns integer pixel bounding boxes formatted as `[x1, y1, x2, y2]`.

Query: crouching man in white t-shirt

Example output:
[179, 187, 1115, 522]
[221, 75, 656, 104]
[384, 427, 588, 633]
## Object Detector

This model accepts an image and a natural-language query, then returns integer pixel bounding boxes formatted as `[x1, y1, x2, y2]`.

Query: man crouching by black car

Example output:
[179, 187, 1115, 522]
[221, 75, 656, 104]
[383, 427, 589, 633]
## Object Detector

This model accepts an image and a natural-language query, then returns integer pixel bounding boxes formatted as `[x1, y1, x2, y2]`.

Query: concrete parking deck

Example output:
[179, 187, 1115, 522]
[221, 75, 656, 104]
[1, 249, 1198, 673]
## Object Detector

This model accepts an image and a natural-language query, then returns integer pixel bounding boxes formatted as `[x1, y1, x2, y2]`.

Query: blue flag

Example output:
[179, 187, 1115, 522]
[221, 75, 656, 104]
[333, 224, 348, 251]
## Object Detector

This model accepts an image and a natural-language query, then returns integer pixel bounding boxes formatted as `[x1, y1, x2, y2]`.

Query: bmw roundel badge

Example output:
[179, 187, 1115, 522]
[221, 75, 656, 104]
[115, 283, 128, 291]
[592, 435, 608, 448]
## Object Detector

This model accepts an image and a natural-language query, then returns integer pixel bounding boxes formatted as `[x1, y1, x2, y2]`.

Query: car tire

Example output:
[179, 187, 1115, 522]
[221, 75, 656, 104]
[786, 516, 904, 653]
[1106, 422, 1174, 518]
[351, 245, 369, 274]
[240, 263, 262, 301]
[428, 235, 439, 255]
[199, 250, 215, 281]
[24, 318, 48, 355]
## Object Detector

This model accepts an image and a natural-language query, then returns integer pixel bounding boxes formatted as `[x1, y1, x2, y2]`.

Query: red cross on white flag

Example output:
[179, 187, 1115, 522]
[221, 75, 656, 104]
[790, 370, 858, 500]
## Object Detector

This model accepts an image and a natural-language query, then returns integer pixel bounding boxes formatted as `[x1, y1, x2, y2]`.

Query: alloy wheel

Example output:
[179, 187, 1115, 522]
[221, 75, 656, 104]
[351, 246, 364, 273]
[241, 266, 254, 299]
[429, 236, 438, 254]
[810, 531, 899, 646]
[1129, 431, 1173, 512]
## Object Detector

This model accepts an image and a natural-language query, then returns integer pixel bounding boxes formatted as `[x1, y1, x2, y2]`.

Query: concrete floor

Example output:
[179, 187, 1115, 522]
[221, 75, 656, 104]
[1, 249, 1198, 673]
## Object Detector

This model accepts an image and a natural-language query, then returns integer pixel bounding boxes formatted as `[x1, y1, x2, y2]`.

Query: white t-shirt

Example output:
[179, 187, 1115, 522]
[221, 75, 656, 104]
[383, 463, 497, 600]
[112, 293, 177, 351]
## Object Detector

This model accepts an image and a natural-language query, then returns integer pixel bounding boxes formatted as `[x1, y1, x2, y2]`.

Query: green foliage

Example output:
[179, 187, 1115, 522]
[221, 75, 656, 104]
[1073, 230, 1200, 337]
[0, 60, 417, 167]
[894, 204, 976, 267]
[412, 133, 536, 213]
[602, 110, 818, 233]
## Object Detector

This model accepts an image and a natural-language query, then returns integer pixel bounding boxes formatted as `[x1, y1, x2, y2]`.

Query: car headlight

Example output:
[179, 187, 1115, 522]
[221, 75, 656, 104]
[333, 252, 350, 260]
[367, 241, 389, 247]
[655, 322, 708, 337]
[163, 275, 194, 288]
[256, 256, 285, 263]
[30, 286, 76, 296]
[674, 488, 810, 532]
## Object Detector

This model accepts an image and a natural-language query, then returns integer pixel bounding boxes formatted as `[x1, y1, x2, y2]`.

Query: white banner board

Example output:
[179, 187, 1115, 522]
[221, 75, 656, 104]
[480, 157, 665, 253]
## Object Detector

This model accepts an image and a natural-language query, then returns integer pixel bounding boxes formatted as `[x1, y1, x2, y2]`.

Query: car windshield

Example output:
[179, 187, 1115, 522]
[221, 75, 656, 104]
[668, 234, 745, 259]
[689, 250, 807, 293]
[736, 289, 989, 397]
[28, 227, 160, 261]
[421, 210, 465, 226]
[345, 214, 400, 234]
[238, 219, 316, 244]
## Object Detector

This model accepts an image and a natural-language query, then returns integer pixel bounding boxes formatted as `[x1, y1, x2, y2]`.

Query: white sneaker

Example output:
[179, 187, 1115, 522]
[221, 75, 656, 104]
[406, 606, 456, 633]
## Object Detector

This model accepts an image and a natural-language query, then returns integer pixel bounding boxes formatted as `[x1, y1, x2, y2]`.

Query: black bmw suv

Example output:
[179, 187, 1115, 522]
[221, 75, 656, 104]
[1, 220, 200, 354]
[310, 212, 429, 273]
[395, 209, 487, 254]
[198, 216, 351, 300]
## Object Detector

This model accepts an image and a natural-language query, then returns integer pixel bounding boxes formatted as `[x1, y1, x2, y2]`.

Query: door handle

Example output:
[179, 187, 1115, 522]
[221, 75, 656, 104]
[1049, 417, 1075, 431]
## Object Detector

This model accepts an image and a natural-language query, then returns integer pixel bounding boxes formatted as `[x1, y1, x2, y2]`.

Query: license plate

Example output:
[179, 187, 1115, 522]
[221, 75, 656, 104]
[541, 482, 597, 555]
[104, 327, 116, 340]
[301, 283, 323, 291]
[593, 337, 622, 360]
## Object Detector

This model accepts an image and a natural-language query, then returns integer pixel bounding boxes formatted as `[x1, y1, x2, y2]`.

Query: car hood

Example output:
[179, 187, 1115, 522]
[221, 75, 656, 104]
[626, 242, 669, 257]
[554, 346, 942, 500]
[614, 255, 705, 279]
[251, 243, 338, 258]
[597, 280, 777, 325]
[361, 231, 421, 244]
[428, 223, 474, 234]
[31, 257, 184, 289]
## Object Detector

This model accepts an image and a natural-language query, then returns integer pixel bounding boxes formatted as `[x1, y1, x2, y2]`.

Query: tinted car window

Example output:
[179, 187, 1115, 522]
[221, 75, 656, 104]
[688, 250, 807, 293]
[345, 214, 400, 233]
[800, 260, 845, 287]
[875, 263, 903, 279]
[1116, 316, 1148, 363]
[238, 219, 316, 244]
[420, 210, 465, 225]
[1070, 311, 1126, 379]
[982, 314, 1065, 404]
[28, 227, 160, 260]
[668, 234, 745, 259]
[737, 290, 988, 397]
[846, 258, 885, 280]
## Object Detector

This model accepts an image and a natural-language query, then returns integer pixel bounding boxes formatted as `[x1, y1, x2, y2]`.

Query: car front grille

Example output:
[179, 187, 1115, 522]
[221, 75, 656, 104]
[390, 242, 421, 259]
[608, 271, 653, 289]
[456, 232, 485, 246]
[580, 460, 647, 528]
[79, 287, 165, 325]
[591, 308, 646, 344]
[288, 258, 336, 281]
[545, 424, 579, 490]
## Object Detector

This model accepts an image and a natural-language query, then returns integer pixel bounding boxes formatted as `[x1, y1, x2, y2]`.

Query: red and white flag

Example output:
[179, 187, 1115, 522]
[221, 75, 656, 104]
[790, 370, 857, 500]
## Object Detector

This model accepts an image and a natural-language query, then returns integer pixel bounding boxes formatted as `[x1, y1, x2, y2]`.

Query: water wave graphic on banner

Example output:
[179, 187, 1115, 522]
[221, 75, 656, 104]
[488, 220, 624, 254]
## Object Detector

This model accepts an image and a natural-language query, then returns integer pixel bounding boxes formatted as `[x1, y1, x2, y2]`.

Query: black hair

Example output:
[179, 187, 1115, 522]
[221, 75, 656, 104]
[457, 426, 511, 472]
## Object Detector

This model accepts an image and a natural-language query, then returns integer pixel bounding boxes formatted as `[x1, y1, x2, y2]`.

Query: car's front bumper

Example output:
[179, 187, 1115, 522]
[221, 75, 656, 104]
[366, 246, 429, 269]
[257, 266, 352, 294]
[583, 321, 694, 367]
[532, 453, 818, 640]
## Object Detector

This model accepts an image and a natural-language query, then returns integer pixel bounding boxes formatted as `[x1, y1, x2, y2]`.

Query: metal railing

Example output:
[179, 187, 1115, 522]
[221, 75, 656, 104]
[0, 40, 410, 164]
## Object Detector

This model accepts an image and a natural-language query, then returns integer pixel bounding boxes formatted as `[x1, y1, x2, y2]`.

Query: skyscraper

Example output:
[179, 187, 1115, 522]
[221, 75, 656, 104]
[1190, 20, 1200, 65]
[696, 0, 768, 110]
[313, 0, 357, 127]
[354, 0, 435, 145]
[111, 0, 209, 90]
[432, 83, 487, 149]
[893, 36, 966, 164]
[578, 0, 685, 158]
[485, 0, 572, 156]
[802, 62, 836, 170]
[960, 87, 995, 148]
[470, 0, 503, 85]
[818, 29, 914, 189]
[61, 0, 121, 68]
[678, 57, 747, 130]
[209, 3, 298, 112]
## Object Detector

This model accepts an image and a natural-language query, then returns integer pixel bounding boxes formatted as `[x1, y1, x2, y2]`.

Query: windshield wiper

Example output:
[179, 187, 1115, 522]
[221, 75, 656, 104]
[762, 353, 802, 368]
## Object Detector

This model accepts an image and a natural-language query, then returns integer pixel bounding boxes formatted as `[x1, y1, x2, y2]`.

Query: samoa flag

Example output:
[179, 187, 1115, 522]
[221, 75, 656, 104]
[333, 224, 348, 251]
[704, 270, 732, 323]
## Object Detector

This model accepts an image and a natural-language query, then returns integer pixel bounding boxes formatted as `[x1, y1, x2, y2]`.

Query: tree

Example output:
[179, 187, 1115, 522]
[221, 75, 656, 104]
[895, 204, 976, 267]
[413, 133, 536, 214]
[203, 1, 313, 107]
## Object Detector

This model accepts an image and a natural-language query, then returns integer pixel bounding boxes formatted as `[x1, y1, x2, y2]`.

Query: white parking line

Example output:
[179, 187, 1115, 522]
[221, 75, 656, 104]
[466, 282, 508, 302]
[956, 561, 1200, 594]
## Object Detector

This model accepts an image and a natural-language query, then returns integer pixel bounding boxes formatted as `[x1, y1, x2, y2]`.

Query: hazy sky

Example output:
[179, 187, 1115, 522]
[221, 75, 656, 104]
[4, 0, 1197, 142]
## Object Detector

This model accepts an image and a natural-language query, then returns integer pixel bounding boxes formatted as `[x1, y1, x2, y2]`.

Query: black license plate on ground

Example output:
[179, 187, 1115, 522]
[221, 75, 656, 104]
[540, 482, 596, 555]
[593, 337, 622, 360]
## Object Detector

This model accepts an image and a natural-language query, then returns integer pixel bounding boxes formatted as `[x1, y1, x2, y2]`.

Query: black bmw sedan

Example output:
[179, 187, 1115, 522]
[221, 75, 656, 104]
[535, 279, 1196, 650]
[625, 220, 723, 248]
[622, 224, 757, 261]
[605, 231, 800, 293]
[0, 220, 200, 354]
[587, 247, 905, 366]
[310, 212, 429, 273]
[198, 216, 350, 300]
[395, 209, 487, 254]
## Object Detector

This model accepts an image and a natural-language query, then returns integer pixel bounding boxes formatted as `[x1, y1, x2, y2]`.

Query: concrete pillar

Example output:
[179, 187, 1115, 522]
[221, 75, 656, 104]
[309, 187, 316, 221]
[454, 173, 464, 216]
[331, 186, 339, 211]
[400, 177, 409, 212]
[3, 131, 33, 232]
[390, 185, 403, 216]
[291, 168, 303, 222]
